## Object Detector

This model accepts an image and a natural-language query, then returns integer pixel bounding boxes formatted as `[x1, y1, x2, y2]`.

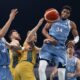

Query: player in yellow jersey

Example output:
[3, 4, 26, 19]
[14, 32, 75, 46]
[8, 29, 22, 77]
[3, 29, 26, 79]
[14, 18, 44, 80]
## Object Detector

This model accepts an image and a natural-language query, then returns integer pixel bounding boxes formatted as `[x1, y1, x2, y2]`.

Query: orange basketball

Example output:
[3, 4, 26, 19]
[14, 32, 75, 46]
[44, 8, 59, 22]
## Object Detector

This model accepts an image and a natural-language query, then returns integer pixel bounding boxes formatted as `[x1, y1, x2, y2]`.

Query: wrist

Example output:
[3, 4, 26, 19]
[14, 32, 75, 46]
[73, 36, 79, 44]
[8, 17, 14, 22]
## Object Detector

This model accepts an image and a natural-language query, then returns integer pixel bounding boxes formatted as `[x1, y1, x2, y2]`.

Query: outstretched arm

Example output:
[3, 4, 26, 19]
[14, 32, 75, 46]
[0, 9, 18, 38]
[25, 18, 44, 42]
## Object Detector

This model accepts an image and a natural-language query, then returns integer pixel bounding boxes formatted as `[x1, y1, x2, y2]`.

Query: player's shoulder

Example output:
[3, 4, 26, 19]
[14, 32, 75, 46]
[69, 20, 77, 29]
[69, 20, 75, 24]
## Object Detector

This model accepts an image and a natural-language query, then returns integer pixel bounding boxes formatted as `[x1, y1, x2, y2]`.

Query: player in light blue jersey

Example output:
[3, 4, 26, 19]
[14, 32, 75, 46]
[39, 5, 79, 80]
[66, 44, 80, 80]
[0, 9, 18, 80]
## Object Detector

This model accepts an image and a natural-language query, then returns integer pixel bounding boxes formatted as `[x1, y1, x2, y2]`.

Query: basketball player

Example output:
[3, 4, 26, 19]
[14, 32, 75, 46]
[39, 5, 79, 80]
[0, 9, 18, 80]
[9, 29, 22, 78]
[14, 18, 44, 80]
[66, 44, 80, 80]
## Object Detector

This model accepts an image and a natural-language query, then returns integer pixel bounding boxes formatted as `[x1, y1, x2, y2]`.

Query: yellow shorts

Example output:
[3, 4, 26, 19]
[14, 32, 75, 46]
[14, 61, 36, 80]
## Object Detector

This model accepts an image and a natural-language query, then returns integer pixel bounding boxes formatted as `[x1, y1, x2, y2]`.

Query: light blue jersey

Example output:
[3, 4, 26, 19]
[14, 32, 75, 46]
[0, 38, 13, 80]
[66, 56, 78, 80]
[49, 19, 71, 45]
[0, 38, 10, 65]
[39, 19, 71, 66]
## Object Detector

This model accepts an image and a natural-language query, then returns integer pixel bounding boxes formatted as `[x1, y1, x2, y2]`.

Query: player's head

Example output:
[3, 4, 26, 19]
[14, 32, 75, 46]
[9, 29, 21, 41]
[27, 31, 37, 43]
[61, 5, 72, 20]
[67, 44, 74, 55]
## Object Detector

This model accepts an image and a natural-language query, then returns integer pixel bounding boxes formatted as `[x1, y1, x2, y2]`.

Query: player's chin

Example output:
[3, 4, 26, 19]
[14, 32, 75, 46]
[16, 37, 21, 41]
[61, 16, 68, 20]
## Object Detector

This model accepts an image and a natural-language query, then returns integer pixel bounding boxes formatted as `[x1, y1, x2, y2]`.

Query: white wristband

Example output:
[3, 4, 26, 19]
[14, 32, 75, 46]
[73, 36, 79, 44]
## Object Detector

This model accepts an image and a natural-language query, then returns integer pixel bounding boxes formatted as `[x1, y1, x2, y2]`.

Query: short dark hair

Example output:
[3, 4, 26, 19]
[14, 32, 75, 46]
[9, 29, 18, 39]
[62, 5, 72, 12]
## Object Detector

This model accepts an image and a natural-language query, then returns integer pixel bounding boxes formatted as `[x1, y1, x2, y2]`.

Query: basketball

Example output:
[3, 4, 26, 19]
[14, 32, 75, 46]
[44, 8, 59, 22]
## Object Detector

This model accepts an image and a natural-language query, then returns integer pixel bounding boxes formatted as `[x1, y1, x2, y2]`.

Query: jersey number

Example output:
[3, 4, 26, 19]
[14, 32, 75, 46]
[56, 27, 63, 32]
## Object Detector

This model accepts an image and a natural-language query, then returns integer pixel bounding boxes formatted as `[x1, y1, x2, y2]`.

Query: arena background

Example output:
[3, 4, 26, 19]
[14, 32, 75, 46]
[0, 0, 80, 80]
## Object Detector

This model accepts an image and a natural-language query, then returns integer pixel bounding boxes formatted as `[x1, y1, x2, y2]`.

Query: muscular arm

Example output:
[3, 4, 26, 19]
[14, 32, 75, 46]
[67, 21, 79, 46]
[0, 19, 13, 38]
[71, 21, 78, 37]
[42, 22, 58, 45]
[0, 9, 18, 38]
[70, 21, 79, 43]
[42, 22, 52, 39]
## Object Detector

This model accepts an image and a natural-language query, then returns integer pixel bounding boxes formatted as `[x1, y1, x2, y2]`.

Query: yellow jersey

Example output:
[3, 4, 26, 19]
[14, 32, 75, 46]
[20, 42, 37, 65]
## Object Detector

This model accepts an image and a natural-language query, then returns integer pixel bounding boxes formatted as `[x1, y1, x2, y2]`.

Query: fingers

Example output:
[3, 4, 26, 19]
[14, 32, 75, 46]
[44, 39, 50, 43]
[40, 18, 44, 21]
[11, 9, 18, 14]
[9, 8, 18, 20]
[38, 18, 44, 24]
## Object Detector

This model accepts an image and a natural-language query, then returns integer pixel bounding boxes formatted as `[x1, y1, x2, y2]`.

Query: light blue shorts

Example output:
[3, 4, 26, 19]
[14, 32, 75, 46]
[39, 43, 67, 66]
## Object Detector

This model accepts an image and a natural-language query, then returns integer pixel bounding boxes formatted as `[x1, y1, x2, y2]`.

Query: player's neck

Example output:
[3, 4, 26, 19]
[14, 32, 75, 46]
[68, 54, 73, 58]
[61, 17, 67, 21]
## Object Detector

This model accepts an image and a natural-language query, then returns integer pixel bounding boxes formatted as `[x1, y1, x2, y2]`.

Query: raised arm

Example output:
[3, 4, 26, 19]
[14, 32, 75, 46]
[25, 18, 44, 42]
[0, 9, 18, 38]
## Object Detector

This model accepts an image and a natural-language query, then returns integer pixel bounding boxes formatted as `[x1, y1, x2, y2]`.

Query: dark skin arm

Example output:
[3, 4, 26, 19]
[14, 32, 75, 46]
[42, 22, 52, 39]
[42, 22, 58, 45]
[67, 21, 79, 46]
